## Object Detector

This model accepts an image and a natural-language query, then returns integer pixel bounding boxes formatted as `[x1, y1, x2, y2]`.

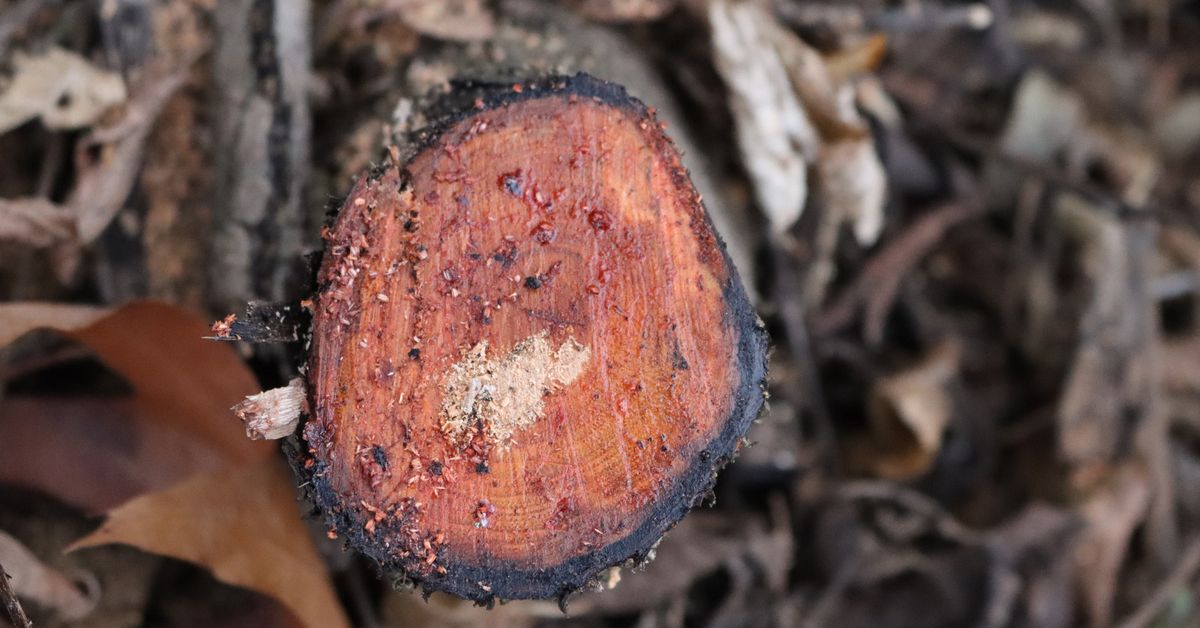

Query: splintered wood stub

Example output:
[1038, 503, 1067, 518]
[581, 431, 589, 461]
[302, 74, 767, 601]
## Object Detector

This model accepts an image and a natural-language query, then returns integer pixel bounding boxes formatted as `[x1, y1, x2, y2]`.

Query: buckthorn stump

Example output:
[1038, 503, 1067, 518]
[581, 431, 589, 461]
[301, 74, 767, 602]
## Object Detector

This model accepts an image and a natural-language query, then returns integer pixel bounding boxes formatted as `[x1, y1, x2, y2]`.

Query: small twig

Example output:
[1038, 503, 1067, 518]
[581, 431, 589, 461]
[0, 558, 33, 628]
[812, 203, 986, 343]
[837, 480, 982, 546]
[205, 302, 308, 343]
[775, 1, 994, 34]
[868, 3, 995, 33]
[1114, 536, 1200, 628]
[979, 562, 1022, 628]
[771, 238, 840, 473]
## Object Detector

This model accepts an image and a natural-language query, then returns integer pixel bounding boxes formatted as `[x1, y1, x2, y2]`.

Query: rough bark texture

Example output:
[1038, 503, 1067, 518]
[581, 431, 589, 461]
[209, 0, 311, 313]
[300, 74, 767, 602]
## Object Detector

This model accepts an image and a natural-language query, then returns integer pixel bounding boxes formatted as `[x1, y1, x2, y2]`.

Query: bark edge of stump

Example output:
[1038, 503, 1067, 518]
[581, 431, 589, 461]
[294, 72, 769, 604]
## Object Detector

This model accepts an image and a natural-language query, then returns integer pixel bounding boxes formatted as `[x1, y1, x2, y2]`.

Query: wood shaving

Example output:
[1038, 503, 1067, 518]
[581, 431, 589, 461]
[233, 378, 308, 440]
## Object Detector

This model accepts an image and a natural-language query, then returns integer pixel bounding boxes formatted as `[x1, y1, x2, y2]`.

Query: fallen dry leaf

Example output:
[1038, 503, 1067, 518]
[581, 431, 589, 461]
[1073, 465, 1152, 628]
[70, 458, 348, 628]
[0, 301, 265, 461]
[1153, 92, 1200, 159]
[994, 71, 1083, 177]
[817, 138, 887, 246]
[822, 34, 889, 84]
[867, 339, 961, 478]
[845, 339, 962, 480]
[0, 58, 194, 282]
[0, 398, 229, 512]
[0, 301, 348, 627]
[382, 0, 495, 41]
[70, 62, 193, 246]
[0, 47, 127, 134]
[1064, 123, 1159, 208]
[710, 0, 887, 311]
[709, 0, 817, 233]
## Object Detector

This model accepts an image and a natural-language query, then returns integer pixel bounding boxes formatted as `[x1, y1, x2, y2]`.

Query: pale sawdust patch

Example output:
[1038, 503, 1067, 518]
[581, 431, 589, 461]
[440, 331, 591, 448]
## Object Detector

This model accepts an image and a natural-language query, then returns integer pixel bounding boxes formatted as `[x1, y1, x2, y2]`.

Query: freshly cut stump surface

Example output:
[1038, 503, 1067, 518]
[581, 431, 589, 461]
[302, 74, 767, 602]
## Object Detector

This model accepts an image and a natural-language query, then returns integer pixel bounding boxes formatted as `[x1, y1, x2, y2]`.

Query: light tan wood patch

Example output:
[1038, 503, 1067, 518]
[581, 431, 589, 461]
[440, 332, 590, 448]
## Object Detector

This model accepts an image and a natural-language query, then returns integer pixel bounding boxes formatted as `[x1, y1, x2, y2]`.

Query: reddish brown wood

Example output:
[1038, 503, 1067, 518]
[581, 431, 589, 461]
[300, 74, 766, 602]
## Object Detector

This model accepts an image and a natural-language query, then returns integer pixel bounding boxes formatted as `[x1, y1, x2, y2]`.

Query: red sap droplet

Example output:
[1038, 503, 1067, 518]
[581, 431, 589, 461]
[530, 221, 556, 245]
[588, 209, 612, 231]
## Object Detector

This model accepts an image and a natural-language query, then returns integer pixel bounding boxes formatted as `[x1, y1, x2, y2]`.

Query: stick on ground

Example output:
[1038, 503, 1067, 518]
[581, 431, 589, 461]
[0, 558, 32, 628]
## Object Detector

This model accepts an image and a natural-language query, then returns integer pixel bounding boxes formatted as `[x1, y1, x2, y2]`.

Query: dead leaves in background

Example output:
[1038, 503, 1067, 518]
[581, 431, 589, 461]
[810, 484, 1082, 628]
[0, 480, 165, 627]
[1073, 466, 1152, 628]
[0, 302, 258, 511]
[0, 47, 127, 135]
[0, 5, 205, 285]
[378, 505, 796, 627]
[377, 0, 496, 41]
[1054, 200, 1160, 473]
[709, 0, 886, 249]
[573, 0, 677, 22]
[990, 71, 1160, 210]
[709, 0, 816, 234]
[1, 61, 193, 282]
[2, 302, 264, 463]
[0, 302, 108, 348]
[570, 505, 794, 622]
[847, 339, 962, 480]
[814, 202, 985, 344]
[0, 197, 75, 249]
[0, 301, 348, 627]
[70, 459, 345, 628]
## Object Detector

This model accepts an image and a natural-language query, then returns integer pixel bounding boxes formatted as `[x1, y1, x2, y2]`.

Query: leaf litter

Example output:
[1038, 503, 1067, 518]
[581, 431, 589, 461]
[0, 301, 347, 627]
[4, 0, 1200, 626]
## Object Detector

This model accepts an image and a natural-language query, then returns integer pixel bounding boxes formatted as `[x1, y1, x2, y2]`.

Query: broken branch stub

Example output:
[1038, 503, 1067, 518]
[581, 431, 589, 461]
[300, 74, 767, 602]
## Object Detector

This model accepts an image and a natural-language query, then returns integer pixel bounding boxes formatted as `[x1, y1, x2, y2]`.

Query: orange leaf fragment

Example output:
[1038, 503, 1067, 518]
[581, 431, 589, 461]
[70, 459, 349, 628]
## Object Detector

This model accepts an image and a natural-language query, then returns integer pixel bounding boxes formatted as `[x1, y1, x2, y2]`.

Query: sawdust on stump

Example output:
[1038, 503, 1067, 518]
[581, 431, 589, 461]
[441, 332, 591, 449]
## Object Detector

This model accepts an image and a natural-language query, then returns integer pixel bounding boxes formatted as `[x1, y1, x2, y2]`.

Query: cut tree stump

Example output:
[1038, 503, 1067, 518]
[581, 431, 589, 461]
[300, 74, 767, 602]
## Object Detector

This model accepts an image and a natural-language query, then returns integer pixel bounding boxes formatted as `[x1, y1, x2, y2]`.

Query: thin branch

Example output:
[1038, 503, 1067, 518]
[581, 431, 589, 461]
[1115, 536, 1200, 628]
[771, 238, 840, 473]
[812, 202, 986, 343]
[0, 559, 32, 628]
